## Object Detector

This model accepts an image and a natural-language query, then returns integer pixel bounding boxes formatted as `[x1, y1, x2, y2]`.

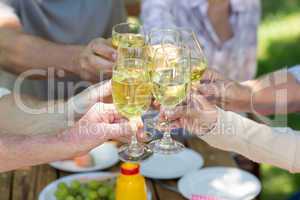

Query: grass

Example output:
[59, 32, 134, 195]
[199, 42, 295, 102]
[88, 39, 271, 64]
[258, 0, 300, 200]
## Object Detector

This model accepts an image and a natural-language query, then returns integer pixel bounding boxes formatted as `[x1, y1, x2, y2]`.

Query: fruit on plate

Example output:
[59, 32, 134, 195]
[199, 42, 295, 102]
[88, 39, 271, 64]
[55, 179, 115, 200]
[73, 154, 94, 168]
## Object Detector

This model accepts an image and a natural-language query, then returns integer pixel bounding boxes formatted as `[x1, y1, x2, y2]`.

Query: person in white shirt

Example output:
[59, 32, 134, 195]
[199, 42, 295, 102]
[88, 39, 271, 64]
[164, 66, 300, 173]
[0, 81, 136, 172]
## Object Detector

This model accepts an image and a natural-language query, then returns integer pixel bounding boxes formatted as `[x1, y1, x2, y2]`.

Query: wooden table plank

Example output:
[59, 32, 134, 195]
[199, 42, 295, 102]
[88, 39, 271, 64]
[0, 172, 12, 200]
[11, 165, 57, 200]
[154, 137, 237, 200]
[34, 165, 57, 197]
[187, 138, 236, 167]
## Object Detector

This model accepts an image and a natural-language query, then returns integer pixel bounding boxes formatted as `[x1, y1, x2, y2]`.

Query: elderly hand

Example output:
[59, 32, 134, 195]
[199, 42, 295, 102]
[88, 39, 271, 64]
[196, 69, 252, 112]
[161, 93, 218, 136]
[75, 38, 116, 82]
[65, 80, 146, 143]
[66, 80, 112, 121]
[61, 102, 135, 156]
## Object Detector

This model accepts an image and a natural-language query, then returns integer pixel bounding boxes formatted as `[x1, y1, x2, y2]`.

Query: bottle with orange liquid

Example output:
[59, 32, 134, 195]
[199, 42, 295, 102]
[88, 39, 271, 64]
[116, 162, 147, 200]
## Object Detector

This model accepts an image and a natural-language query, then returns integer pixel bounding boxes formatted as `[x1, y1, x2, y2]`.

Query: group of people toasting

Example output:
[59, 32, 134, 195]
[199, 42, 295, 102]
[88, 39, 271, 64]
[1, 0, 300, 174]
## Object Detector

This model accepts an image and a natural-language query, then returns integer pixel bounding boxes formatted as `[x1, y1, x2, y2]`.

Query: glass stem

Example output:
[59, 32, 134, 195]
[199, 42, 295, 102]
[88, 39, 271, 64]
[160, 107, 173, 143]
[128, 116, 144, 157]
[129, 117, 139, 146]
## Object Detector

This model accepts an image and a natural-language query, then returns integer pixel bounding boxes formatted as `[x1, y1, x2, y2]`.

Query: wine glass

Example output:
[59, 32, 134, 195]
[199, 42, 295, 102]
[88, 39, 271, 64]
[112, 22, 146, 48]
[147, 29, 180, 64]
[149, 45, 191, 154]
[112, 58, 153, 162]
[117, 45, 149, 62]
[178, 28, 208, 82]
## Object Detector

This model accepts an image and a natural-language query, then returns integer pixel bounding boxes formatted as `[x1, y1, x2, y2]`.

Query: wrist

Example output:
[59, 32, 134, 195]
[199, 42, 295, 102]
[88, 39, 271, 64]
[196, 107, 219, 137]
[236, 82, 253, 112]
[36, 100, 69, 134]
[63, 45, 84, 74]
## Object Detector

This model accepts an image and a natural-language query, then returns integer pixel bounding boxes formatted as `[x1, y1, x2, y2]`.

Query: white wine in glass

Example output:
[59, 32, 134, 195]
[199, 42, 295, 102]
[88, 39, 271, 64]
[112, 23, 145, 48]
[152, 66, 189, 108]
[112, 58, 153, 162]
[149, 45, 191, 154]
[178, 28, 208, 82]
[190, 58, 207, 82]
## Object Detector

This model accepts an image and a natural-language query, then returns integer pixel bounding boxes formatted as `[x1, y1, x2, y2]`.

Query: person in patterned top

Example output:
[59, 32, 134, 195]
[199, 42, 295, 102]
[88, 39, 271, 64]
[142, 0, 261, 81]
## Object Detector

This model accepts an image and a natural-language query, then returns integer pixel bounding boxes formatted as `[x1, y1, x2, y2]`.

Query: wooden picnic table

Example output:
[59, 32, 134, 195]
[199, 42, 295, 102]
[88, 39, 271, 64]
[0, 138, 245, 200]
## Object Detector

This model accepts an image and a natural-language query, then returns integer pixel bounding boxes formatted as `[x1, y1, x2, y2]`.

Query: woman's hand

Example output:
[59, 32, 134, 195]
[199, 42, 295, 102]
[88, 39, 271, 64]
[162, 93, 218, 136]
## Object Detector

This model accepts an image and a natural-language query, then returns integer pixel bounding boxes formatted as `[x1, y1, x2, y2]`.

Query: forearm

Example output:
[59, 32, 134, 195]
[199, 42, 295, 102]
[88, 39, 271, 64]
[0, 128, 76, 172]
[202, 109, 300, 173]
[240, 70, 300, 115]
[0, 94, 68, 135]
[0, 28, 83, 77]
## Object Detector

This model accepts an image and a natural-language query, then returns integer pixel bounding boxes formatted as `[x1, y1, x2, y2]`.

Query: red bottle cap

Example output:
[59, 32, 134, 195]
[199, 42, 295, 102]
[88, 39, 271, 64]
[120, 163, 140, 175]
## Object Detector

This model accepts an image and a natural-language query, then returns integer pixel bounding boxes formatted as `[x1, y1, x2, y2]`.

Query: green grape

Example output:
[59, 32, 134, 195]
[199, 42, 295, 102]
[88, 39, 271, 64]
[98, 187, 110, 197]
[70, 180, 81, 190]
[87, 191, 99, 199]
[65, 195, 75, 200]
[75, 195, 83, 200]
[108, 191, 116, 200]
[79, 187, 89, 198]
[57, 182, 68, 191]
[87, 180, 100, 190]
[55, 187, 69, 199]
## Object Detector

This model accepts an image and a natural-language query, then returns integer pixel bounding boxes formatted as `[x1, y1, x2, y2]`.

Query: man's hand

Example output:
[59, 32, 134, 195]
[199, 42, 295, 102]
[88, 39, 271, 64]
[0, 102, 135, 172]
[75, 38, 117, 82]
[66, 80, 113, 121]
[61, 102, 133, 156]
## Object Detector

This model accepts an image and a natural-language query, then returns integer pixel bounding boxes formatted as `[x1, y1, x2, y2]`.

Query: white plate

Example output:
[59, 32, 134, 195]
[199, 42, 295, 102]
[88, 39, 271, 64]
[178, 167, 261, 200]
[39, 172, 152, 200]
[50, 143, 119, 172]
[141, 148, 204, 179]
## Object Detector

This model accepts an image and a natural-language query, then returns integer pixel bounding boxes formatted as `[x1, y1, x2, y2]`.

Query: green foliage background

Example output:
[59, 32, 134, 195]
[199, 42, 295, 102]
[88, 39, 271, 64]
[259, 0, 300, 199]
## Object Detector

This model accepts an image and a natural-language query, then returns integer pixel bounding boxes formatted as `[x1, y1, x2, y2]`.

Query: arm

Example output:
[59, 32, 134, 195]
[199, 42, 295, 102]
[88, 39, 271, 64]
[0, 27, 83, 77]
[165, 93, 300, 173]
[242, 69, 300, 115]
[201, 109, 300, 173]
[0, 101, 131, 172]
[0, 79, 112, 134]
[0, 94, 68, 135]
[199, 68, 300, 115]
[0, 3, 116, 81]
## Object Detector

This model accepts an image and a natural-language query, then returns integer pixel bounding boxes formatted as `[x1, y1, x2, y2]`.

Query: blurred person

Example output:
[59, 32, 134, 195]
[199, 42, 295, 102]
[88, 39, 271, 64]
[142, 0, 261, 81]
[0, 81, 140, 172]
[163, 66, 300, 173]
[0, 0, 126, 99]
